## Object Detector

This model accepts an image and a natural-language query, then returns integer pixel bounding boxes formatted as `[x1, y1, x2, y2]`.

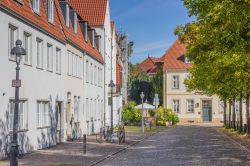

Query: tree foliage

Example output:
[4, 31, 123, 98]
[175, 0, 250, 131]
[122, 101, 141, 125]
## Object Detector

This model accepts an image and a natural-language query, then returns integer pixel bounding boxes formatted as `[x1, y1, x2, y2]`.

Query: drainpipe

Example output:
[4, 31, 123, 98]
[103, 28, 106, 130]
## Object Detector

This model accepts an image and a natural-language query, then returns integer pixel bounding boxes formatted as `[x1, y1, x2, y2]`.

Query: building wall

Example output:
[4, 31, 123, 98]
[83, 53, 104, 134]
[0, 10, 66, 159]
[164, 70, 223, 124]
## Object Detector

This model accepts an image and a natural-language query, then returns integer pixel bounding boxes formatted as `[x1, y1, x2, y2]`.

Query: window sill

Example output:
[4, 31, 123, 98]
[9, 57, 16, 62]
[33, 10, 41, 16]
[15, 0, 24, 5]
[186, 112, 195, 114]
[36, 66, 44, 70]
[24, 63, 32, 67]
[56, 72, 61, 75]
[47, 69, 53, 73]
[18, 129, 28, 132]
[37, 126, 50, 129]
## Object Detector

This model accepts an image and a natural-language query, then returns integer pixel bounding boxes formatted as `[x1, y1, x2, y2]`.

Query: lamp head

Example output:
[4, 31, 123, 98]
[11, 40, 26, 64]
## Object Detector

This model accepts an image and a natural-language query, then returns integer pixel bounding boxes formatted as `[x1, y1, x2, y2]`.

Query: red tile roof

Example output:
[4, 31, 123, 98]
[0, 0, 65, 43]
[55, 1, 104, 63]
[161, 40, 191, 70]
[68, 0, 108, 26]
[139, 57, 162, 74]
[111, 21, 115, 34]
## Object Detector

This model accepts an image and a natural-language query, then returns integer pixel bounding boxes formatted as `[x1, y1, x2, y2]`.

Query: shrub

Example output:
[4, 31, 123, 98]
[148, 110, 156, 117]
[122, 101, 141, 125]
[156, 107, 179, 125]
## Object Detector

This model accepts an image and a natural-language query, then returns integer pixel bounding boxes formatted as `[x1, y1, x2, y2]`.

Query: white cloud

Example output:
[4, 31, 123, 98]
[133, 41, 170, 55]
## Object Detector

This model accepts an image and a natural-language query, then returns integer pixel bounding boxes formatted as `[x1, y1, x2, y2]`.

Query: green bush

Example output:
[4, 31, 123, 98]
[148, 110, 156, 117]
[122, 101, 141, 125]
[156, 107, 179, 125]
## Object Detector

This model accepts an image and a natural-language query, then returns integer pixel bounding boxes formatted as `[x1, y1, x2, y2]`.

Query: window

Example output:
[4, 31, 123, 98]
[90, 63, 93, 84]
[47, 43, 53, 71]
[86, 60, 89, 82]
[37, 101, 50, 128]
[56, 48, 61, 74]
[48, 0, 54, 23]
[73, 12, 77, 33]
[66, 4, 69, 27]
[9, 24, 18, 59]
[33, 0, 40, 13]
[172, 75, 180, 89]
[187, 100, 194, 113]
[9, 100, 28, 131]
[67, 51, 72, 75]
[94, 66, 97, 85]
[72, 54, 76, 76]
[36, 38, 43, 68]
[23, 32, 32, 65]
[173, 100, 180, 113]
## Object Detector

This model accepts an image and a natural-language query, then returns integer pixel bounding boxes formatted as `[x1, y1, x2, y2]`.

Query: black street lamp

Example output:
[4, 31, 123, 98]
[140, 92, 145, 133]
[10, 40, 26, 166]
[109, 80, 115, 133]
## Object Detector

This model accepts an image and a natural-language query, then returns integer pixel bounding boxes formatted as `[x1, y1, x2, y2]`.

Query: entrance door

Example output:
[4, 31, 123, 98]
[56, 102, 62, 143]
[202, 100, 212, 122]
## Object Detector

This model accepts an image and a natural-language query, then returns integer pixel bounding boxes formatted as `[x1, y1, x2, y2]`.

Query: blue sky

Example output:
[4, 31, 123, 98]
[110, 0, 194, 64]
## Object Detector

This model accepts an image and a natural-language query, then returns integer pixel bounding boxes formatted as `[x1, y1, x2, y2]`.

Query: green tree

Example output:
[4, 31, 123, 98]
[175, 0, 250, 131]
[151, 65, 163, 105]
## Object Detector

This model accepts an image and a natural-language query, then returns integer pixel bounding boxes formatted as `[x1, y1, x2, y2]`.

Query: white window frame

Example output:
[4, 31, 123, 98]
[187, 99, 194, 113]
[90, 63, 93, 84]
[172, 75, 180, 89]
[23, 32, 32, 65]
[9, 99, 28, 131]
[67, 51, 72, 75]
[33, 0, 40, 13]
[48, 0, 54, 23]
[56, 48, 61, 74]
[47, 43, 53, 71]
[9, 24, 18, 60]
[66, 4, 69, 27]
[37, 101, 50, 128]
[36, 38, 43, 69]
[172, 100, 180, 113]
[86, 60, 89, 83]
[73, 12, 77, 33]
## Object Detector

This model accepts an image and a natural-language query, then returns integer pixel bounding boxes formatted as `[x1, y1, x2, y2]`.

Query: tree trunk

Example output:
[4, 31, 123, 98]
[229, 100, 232, 128]
[239, 94, 243, 132]
[246, 94, 250, 134]
[232, 98, 236, 129]
[223, 100, 227, 126]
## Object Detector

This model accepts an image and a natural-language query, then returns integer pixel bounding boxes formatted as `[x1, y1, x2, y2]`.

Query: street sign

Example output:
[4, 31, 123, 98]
[12, 80, 21, 87]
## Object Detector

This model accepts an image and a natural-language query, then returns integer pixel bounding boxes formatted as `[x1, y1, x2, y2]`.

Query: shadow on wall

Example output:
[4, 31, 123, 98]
[0, 105, 33, 160]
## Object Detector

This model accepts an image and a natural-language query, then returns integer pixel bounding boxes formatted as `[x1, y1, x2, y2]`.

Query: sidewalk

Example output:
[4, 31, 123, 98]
[0, 131, 156, 166]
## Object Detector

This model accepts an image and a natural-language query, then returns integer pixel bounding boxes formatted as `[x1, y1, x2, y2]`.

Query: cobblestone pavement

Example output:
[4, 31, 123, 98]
[100, 125, 250, 166]
[0, 132, 153, 166]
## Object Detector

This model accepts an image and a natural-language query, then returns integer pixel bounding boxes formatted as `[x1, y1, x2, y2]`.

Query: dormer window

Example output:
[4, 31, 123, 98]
[84, 22, 88, 42]
[66, 4, 69, 27]
[73, 12, 77, 33]
[184, 55, 190, 64]
[48, 0, 54, 23]
[33, 0, 39, 13]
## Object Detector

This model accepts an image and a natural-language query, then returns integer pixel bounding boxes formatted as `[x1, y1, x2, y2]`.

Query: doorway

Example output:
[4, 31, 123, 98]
[56, 101, 63, 143]
[202, 100, 212, 122]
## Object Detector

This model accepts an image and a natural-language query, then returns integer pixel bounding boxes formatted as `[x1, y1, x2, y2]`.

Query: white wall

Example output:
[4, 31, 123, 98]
[0, 11, 66, 158]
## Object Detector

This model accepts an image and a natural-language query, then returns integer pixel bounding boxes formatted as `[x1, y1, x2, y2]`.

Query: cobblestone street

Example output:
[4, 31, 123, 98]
[100, 125, 250, 166]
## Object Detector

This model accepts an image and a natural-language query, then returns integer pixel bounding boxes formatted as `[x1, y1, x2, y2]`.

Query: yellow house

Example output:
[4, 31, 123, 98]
[162, 40, 223, 124]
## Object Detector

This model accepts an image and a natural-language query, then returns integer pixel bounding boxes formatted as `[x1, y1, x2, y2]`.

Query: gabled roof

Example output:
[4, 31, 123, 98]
[55, 0, 104, 64]
[161, 40, 191, 70]
[68, 0, 108, 26]
[139, 57, 162, 74]
[0, 0, 65, 43]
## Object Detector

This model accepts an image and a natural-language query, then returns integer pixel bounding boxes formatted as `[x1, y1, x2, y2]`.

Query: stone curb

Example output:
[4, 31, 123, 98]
[89, 130, 163, 166]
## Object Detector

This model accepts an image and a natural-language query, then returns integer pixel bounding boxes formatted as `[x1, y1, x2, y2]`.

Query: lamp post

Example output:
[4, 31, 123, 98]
[109, 80, 115, 133]
[10, 40, 26, 166]
[140, 92, 145, 133]
[153, 94, 159, 127]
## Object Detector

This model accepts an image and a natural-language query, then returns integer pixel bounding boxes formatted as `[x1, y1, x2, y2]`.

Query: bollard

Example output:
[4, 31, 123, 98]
[83, 134, 86, 154]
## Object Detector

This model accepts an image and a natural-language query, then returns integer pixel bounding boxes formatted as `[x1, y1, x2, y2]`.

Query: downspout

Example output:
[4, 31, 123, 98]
[103, 28, 106, 129]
